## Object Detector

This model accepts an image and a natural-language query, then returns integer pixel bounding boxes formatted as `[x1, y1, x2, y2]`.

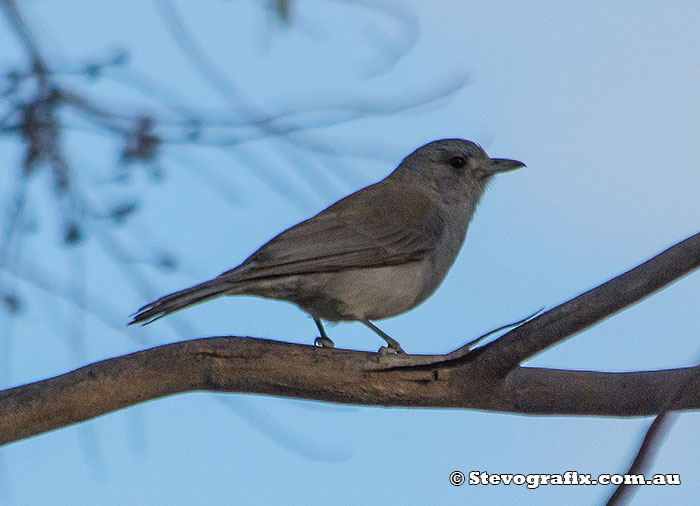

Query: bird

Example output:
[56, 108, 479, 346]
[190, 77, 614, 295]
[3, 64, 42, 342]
[129, 139, 524, 353]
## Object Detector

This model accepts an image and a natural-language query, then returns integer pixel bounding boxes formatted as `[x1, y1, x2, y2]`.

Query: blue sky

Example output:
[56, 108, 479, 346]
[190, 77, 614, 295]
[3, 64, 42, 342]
[1, 1, 699, 504]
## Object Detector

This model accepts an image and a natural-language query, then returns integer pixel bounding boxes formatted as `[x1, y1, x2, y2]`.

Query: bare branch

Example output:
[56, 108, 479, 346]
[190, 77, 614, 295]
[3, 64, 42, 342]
[0, 0, 48, 72]
[0, 232, 698, 446]
[473, 231, 700, 373]
[1, 232, 700, 446]
[606, 356, 700, 506]
[1, 336, 699, 447]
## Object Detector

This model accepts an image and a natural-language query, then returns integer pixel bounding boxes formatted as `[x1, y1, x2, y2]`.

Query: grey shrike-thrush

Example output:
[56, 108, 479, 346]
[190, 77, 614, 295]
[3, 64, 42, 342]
[129, 139, 524, 353]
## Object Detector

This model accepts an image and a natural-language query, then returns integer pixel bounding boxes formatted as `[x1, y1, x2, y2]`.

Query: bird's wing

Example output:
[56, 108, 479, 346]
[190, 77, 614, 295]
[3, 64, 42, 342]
[218, 181, 445, 282]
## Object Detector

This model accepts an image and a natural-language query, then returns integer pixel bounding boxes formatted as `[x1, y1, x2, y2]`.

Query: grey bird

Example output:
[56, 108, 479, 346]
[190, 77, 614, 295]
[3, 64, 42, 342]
[129, 139, 524, 353]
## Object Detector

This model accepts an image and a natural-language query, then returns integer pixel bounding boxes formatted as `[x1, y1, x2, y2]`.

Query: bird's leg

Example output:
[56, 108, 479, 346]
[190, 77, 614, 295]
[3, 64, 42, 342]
[313, 317, 335, 348]
[362, 320, 405, 354]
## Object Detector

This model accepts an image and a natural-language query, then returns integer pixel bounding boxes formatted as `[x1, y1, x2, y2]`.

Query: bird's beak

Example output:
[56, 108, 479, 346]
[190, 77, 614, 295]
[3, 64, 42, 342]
[487, 158, 526, 175]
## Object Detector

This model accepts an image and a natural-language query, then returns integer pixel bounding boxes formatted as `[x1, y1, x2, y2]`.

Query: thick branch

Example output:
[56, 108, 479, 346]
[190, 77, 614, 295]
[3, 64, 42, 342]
[1, 336, 699, 446]
[2, 232, 699, 446]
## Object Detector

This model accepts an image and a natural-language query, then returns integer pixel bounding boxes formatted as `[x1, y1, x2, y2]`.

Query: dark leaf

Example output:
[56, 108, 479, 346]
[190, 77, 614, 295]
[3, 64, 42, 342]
[110, 202, 139, 223]
[158, 253, 177, 271]
[2, 294, 22, 314]
[64, 223, 82, 244]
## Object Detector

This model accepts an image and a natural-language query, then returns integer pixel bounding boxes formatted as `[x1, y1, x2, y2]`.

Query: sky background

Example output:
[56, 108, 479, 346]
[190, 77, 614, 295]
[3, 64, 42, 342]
[1, 1, 700, 504]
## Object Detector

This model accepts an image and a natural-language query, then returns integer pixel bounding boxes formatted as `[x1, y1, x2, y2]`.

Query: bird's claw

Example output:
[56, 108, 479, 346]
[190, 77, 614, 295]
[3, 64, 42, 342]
[378, 343, 405, 355]
[314, 336, 335, 348]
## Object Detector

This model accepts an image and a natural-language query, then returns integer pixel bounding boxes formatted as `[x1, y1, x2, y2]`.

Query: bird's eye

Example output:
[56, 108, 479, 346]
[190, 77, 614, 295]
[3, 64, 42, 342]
[448, 156, 466, 169]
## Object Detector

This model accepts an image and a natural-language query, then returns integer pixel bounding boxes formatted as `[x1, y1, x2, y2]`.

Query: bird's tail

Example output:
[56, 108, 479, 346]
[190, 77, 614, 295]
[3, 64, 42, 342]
[129, 278, 233, 325]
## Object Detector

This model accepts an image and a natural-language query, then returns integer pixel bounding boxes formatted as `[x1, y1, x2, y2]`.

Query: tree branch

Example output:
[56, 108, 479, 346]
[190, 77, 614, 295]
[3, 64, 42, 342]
[473, 231, 700, 373]
[1, 231, 699, 447]
[1, 336, 699, 447]
[605, 353, 700, 506]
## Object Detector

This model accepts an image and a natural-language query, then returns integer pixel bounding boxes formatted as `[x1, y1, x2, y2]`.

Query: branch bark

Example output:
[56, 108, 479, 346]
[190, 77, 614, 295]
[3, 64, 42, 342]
[1, 232, 699, 447]
[1, 336, 700, 446]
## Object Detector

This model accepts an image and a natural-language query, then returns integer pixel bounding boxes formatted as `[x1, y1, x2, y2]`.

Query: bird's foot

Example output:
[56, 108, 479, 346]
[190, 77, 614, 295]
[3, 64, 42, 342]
[378, 343, 405, 355]
[314, 336, 335, 348]
[361, 320, 406, 355]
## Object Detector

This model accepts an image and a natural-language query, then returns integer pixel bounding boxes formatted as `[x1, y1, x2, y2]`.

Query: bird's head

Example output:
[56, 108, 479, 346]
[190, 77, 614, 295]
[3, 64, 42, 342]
[392, 138, 525, 204]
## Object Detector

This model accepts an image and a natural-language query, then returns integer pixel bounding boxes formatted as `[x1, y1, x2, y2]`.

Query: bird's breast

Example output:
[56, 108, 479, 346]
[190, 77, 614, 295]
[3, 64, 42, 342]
[296, 261, 430, 321]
